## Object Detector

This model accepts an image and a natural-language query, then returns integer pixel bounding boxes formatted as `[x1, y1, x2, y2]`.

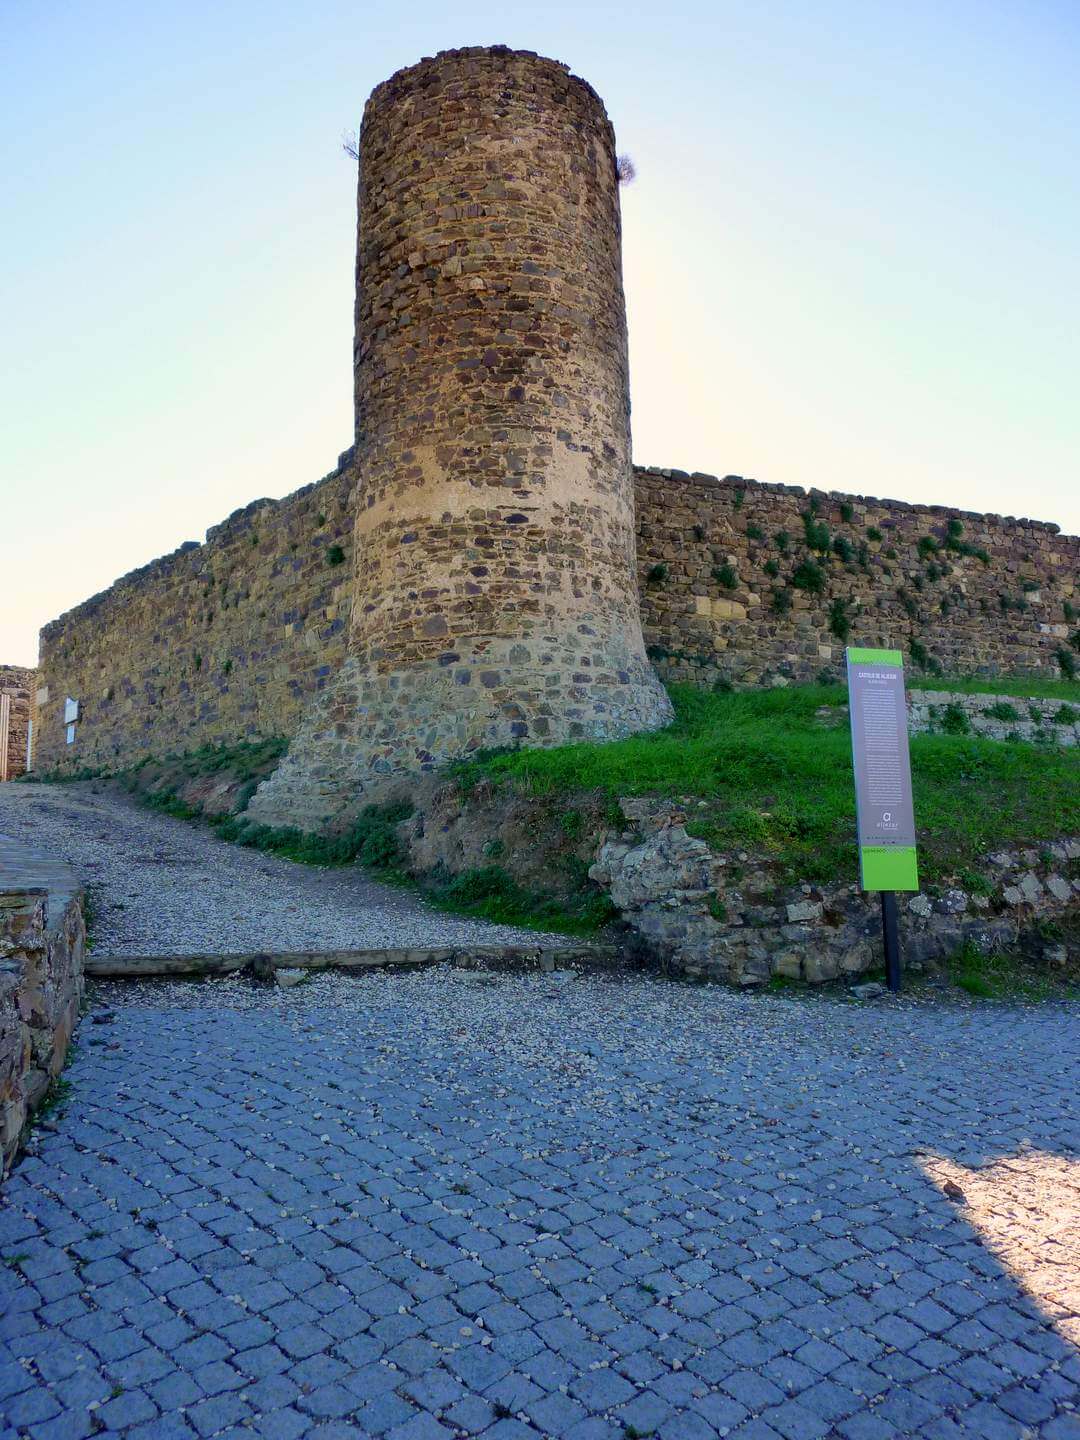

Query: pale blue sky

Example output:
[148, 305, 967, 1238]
[3, 0, 1078, 666]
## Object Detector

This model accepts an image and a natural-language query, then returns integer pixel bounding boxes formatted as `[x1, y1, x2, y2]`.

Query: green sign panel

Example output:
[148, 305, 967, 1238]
[846, 647, 919, 892]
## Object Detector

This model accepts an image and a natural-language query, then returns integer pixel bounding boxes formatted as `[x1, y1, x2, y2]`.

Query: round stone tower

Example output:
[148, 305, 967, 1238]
[251, 47, 672, 829]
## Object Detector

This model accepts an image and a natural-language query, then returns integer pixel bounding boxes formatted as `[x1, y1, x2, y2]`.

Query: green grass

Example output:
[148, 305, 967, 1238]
[453, 684, 1080, 887]
[29, 1076, 73, 1129]
[908, 674, 1080, 701]
[948, 939, 1078, 1001]
[423, 864, 616, 937]
[212, 799, 415, 871]
[213, 805, 610, 935]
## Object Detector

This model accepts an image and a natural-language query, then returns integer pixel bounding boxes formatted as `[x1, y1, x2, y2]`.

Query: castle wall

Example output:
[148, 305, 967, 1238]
[33, 461, 1078, 779]
[33, 459, 355, 774]
[636, 468, 1078, 686]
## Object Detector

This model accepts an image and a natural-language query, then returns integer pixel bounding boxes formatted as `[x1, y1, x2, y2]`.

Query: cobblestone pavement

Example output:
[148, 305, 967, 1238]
[1, 969, 1078, 1440]
[0, 784, 564, 956]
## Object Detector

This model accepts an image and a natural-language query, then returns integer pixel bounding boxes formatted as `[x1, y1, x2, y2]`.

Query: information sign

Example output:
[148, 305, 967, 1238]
[846, 647, 918, 892]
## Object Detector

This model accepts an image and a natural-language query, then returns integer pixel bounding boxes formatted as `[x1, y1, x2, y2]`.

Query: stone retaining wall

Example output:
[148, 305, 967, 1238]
[0, 845, 86, 1181]
[34, 462, 1079, 780]
[909, 689, 1079, 746]
[590, 799, 1080, 985]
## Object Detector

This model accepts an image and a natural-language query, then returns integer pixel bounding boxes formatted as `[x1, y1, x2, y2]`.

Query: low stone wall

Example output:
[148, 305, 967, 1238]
[0, 841, 85, 1181]
[590, 800, 1080, 985]
[909, 689, 1079, 746]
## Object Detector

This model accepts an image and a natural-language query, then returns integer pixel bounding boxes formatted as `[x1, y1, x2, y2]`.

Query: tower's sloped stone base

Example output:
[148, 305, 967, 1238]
[247, 638, 673, 833]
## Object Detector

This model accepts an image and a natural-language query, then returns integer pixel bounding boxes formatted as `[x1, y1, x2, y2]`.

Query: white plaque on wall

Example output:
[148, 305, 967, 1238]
[64, 697, 80, 724]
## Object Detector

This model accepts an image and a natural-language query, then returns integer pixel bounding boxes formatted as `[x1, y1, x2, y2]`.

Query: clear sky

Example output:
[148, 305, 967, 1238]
[3, 0, 1078, 667]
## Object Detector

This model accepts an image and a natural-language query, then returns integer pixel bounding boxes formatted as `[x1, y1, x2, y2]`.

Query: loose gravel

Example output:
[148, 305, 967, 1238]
[0, 782, 567, 956]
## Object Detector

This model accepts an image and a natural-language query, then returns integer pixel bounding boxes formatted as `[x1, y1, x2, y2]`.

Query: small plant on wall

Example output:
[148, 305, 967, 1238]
[646, 563, 668, 586]
[828, 597, 851, 642]
[771, 588, 793, 615]
[802, 513, 830, 553]
[713, 563, 737, 590]
[908, 638, 941, 673]
[327, 545, 346, 566]
[791, 559, 825, 593]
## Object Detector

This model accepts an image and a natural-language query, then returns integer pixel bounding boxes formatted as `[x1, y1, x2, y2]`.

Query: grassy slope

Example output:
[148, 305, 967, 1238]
[455, 684, 1080, 887]
[907, 674, 1080, 701]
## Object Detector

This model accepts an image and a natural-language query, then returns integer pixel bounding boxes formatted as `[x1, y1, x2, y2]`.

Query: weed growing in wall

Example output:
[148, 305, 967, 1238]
[908, 639, 941, 673]
[801, 513, 830, 553]
[713, 563, 737, 590]
[646, 563, 668, 586]
[791, 559, 825, 593]
[940, 703, 971, 735]
[828, 597, 851, 642]
[943, 518, 990, 563]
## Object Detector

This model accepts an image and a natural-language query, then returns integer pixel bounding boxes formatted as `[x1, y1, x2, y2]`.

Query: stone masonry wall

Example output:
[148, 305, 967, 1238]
[0, 884, 85, 1181]
[908, 690, 1079, 746]
[590, 799, 1080, 986]
[34, 463, 1079, 779]
[0, 665, 34, 780]
[636, 468, 1079, 687]
[34, 456, 355, 774]
[246, 47, 672, 831]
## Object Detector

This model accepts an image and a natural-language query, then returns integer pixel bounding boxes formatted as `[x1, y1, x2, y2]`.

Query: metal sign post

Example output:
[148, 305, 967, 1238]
[845, 647, 919, 991]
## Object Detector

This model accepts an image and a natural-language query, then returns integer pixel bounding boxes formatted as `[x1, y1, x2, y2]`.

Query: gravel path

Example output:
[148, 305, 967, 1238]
[0, 782, 566, 956]
[1, 970, 1078, 1438]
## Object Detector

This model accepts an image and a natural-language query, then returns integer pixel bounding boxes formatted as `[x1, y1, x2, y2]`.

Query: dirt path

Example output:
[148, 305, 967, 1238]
[0, 781, 563, 957]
